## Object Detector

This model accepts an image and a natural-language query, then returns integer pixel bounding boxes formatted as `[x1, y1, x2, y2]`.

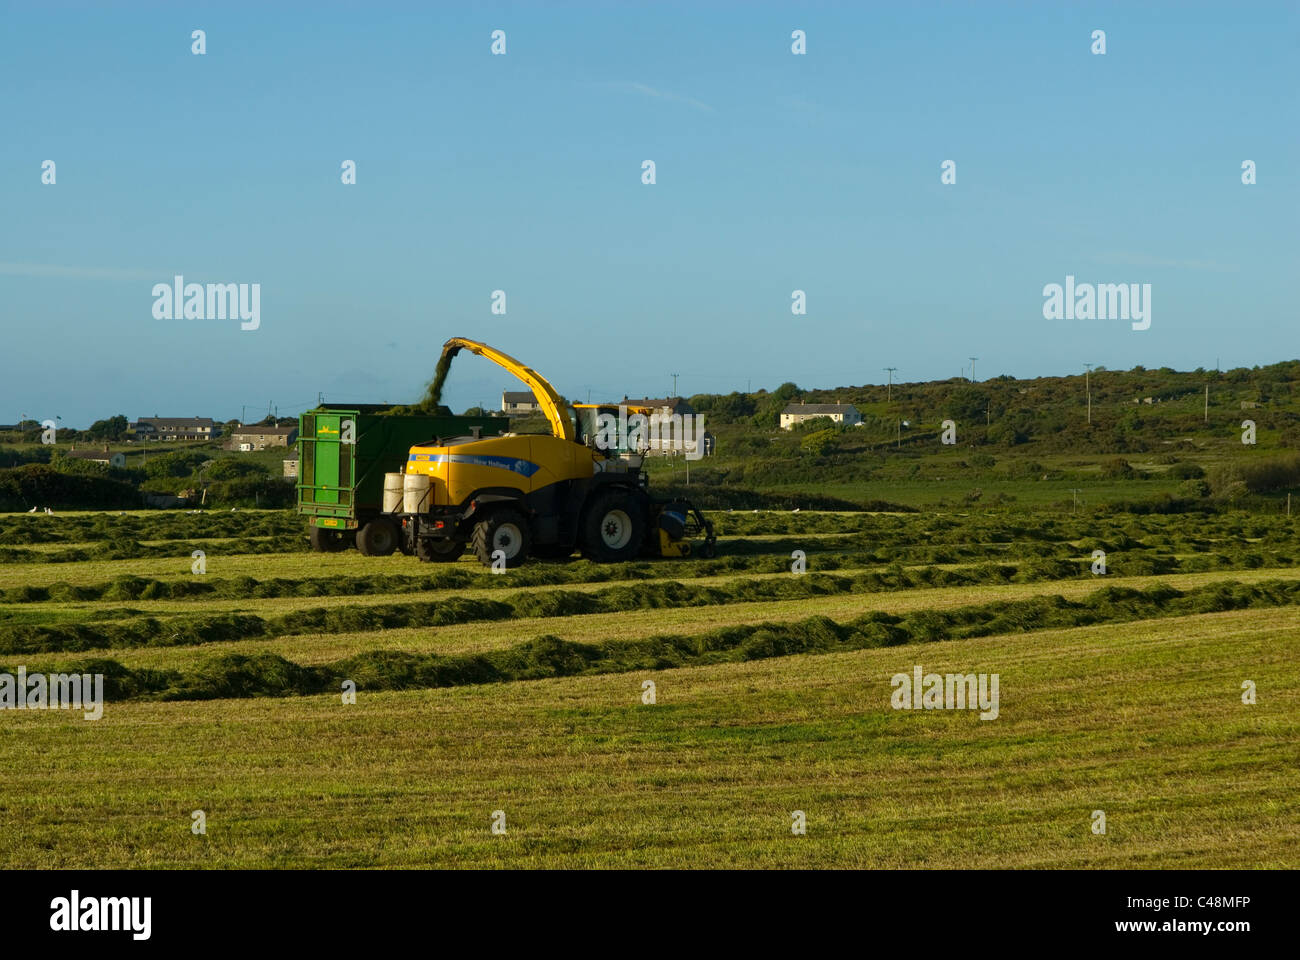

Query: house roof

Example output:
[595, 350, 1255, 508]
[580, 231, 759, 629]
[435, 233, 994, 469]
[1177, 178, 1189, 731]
[232, 425, 296, 436]
[621, 397, 693, 412]
[502, 391, 536, 403]
[782, 402, 859, 415]
[135, 417, 215, 429]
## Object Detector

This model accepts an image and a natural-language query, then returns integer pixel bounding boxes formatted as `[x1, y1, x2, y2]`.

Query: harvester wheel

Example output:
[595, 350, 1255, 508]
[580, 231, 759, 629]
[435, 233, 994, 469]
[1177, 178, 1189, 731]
[309, 524, 347, 552]
[416, 538, 463, 563]
[357, 518, 399, 557]
[581, 491, 645, 563]
[471, 510, 530, 568]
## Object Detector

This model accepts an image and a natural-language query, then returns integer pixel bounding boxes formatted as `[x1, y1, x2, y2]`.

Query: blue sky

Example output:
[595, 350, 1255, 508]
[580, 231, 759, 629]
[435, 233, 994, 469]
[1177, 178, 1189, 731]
[2, 1, 1296, 427]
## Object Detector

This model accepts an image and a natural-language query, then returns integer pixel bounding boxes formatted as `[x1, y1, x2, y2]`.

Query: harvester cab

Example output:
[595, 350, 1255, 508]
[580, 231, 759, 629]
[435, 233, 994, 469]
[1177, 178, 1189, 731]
[392, 338, 716, 568]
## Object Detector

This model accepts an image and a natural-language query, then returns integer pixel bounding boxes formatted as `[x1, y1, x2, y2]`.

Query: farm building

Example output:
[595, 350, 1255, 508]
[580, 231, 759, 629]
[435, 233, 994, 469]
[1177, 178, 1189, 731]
[502, 391, 539, 414]
[779, 402, 862, 430]
[132, 417, 220, 441]
[229, 425, 298, 451]
[283, 451, 299, 478]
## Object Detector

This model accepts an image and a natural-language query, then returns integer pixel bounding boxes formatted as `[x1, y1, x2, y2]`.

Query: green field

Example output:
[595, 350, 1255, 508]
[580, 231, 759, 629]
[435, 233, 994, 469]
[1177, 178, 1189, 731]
[0, 507, 1296, 868]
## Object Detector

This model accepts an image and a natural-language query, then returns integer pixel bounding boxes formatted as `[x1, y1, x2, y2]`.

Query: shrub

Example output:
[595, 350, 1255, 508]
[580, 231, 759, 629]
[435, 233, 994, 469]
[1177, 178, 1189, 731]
[205, 458, 269, 481]
[1102, 458, 1137, 479]
[800, 428, 837, 457]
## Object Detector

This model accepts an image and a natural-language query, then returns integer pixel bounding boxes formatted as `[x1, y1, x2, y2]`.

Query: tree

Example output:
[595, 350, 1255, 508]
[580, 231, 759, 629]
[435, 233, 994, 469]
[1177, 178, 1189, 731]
[144, 450, 208, 480]
[86, 414, 129, 441]
[753, 382, 801, 429]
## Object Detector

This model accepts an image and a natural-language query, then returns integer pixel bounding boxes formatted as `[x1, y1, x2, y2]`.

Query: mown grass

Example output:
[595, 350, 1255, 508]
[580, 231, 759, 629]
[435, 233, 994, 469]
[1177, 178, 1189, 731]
[17, 566, 1300, 673]
[0, 608, 1293, 868]
[1, 506, 1295, 868]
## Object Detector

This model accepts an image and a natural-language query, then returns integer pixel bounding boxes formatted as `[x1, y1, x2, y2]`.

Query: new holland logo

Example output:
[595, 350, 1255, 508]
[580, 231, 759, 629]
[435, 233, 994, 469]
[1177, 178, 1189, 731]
[409, 453, 540, 477]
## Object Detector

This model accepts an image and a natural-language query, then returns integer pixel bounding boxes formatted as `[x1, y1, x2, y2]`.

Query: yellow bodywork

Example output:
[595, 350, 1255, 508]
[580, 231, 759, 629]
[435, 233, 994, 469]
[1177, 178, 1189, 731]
[407, 433, 598, 506]
[440, 338, 575, 442]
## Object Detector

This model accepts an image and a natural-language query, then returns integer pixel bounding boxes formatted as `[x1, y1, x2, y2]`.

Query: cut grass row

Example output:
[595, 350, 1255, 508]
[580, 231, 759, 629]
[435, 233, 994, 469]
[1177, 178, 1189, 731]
[16, 566, 1300, 673]
[2, 507, 1292, 559]
[1, 607, 1292, 867]
[8, 577, 1300, 703]
[9, 543, 1293, 606]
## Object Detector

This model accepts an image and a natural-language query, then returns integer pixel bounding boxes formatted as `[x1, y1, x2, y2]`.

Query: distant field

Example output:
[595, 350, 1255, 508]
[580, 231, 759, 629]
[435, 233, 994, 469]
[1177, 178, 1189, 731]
[759, 477, 1183, 507]
[0, 507, 1296, 868]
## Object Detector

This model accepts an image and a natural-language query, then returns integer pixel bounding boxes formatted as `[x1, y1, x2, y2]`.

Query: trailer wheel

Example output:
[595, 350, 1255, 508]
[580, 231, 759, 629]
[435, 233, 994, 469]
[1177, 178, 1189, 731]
[309, 524, 347, 552]
[416, 538, 463, 563]
[471, 510, 530, 568]
[357, 518, 399, 557]
[581, 491, 645, 563]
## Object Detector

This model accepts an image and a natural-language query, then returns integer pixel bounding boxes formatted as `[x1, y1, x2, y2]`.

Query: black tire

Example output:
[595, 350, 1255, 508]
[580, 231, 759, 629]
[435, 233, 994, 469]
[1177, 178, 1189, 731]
[356, 518, 399, 557]
[471, 509, 530, 568]
[581, 490, 646, 562]
[416, 538, 464, 563]
[309, 524, 347, 552]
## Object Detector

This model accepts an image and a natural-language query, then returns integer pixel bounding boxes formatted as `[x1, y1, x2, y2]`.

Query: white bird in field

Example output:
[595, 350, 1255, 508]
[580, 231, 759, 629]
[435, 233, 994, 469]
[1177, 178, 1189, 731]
[44, 507, 54, 515]
[793, 508, 800, 513]
[27, 506, 36, 513]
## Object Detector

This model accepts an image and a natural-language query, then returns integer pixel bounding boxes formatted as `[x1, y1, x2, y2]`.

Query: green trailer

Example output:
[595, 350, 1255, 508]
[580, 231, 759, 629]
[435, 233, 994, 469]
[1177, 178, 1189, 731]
[297, 404, 503, 555]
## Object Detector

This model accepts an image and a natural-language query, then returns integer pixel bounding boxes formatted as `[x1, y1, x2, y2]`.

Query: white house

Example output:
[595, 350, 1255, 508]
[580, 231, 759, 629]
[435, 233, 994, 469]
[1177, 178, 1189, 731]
[779, 402, 863, 430]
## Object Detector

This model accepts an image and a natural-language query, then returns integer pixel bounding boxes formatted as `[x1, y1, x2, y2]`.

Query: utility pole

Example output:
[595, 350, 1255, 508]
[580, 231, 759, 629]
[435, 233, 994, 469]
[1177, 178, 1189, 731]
[884, 367, 897, 402]
[1204, 383, 1209, 423]
[1083, 362, 1094, 425]
[1071, 488, 1081, 513]
[241, 405, 246, 426]
[671, 373, 679, 398]
[968, 357, 978, 382]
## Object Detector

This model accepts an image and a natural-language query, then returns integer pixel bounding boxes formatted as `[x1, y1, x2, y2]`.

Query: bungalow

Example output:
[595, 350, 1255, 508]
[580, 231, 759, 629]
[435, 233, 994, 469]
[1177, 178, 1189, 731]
[64, 447, 127, 468]
[780, 402, 863, 430]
